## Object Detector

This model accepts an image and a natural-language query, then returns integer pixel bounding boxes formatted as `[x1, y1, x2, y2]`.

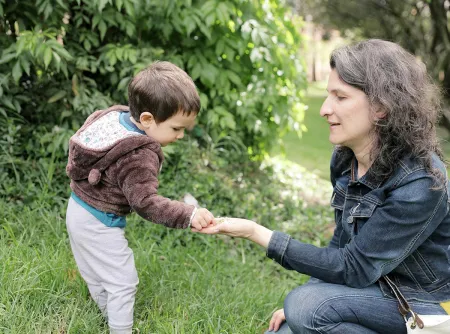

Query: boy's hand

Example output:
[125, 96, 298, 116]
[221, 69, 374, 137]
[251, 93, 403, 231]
[190, 208, 215, 231]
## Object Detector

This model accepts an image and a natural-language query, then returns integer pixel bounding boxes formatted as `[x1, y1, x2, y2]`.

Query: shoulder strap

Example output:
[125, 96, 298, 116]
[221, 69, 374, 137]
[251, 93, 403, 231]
[382, 276, 424, 329]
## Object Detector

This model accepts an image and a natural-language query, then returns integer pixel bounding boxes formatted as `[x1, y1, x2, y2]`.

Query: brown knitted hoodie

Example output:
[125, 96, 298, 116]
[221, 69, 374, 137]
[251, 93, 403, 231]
[66, 105, 194, 229]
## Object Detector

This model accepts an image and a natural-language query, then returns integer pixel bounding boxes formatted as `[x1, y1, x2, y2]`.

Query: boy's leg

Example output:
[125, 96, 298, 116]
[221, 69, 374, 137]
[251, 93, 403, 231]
[67, 198, 108, 315]
[87, 283, 108, 317]
[99, 229, 138, 333]
[66, 197, 138, 333]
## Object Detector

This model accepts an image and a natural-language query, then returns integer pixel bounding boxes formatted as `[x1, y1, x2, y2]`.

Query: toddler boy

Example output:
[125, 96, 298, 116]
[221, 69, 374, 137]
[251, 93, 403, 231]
[65, 61, 214, 333]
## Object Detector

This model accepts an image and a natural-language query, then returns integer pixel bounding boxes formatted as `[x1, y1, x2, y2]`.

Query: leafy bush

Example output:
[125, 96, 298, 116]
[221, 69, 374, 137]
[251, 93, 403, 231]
[0, 0, 307, 205]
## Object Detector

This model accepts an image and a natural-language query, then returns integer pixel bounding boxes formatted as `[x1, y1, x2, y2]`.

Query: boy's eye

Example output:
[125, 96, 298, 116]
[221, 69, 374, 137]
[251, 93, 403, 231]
[173, 128, 182, 131]
[336, 96, 346, 101]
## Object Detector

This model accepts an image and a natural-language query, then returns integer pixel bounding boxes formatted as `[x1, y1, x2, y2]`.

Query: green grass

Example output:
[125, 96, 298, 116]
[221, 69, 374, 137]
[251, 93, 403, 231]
[0, 156, 334, 333]
[437, 126, 450, 161]
[0, 204, 305, 333]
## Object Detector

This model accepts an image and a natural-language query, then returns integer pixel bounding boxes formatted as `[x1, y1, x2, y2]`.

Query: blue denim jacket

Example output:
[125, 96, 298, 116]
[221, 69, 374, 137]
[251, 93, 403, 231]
[267, 150, 450, 302]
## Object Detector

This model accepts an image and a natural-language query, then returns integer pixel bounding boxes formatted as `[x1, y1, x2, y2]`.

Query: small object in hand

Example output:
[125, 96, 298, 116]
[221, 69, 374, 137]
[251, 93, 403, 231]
[183, 193, 199, 208]
[216, 217, 232, 224]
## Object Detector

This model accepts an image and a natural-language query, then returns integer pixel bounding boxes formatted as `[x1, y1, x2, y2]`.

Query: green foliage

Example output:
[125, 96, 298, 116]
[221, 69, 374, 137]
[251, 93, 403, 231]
[0, 0, 307, 205]
[272, 89, 334, 180]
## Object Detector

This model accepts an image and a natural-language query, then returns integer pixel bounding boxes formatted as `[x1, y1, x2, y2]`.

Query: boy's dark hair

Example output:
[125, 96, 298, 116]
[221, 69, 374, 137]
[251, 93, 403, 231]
[128, 61, 200, 123]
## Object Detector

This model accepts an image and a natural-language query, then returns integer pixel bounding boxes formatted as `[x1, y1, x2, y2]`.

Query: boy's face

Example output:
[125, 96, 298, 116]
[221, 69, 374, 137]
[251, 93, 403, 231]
[141, 111, 197, 146]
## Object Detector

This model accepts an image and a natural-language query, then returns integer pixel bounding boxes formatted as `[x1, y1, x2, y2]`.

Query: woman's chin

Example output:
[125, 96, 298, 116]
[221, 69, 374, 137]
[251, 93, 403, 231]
[328, 137, 342, 146]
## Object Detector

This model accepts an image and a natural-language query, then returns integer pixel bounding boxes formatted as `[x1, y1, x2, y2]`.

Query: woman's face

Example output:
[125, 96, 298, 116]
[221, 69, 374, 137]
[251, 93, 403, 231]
[320, 69, 376, 153]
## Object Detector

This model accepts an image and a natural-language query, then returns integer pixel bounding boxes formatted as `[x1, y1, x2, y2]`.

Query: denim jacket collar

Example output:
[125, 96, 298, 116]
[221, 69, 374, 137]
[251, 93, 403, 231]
[350, 158, 385, 190]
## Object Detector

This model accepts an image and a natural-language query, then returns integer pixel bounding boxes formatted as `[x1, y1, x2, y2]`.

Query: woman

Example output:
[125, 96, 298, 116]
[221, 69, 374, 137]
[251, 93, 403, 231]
[197, 39, 450, 333]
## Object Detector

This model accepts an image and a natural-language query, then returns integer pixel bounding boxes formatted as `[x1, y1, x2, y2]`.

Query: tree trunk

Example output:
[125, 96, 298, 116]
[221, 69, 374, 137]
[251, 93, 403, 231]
[428, 0, 450, 132]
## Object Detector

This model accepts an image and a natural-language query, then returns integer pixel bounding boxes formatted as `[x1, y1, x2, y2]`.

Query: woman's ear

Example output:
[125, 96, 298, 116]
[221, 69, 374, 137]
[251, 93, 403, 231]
[375, 111, 387, 121]
[373, 106, 387, 121]
[139, 112, 155, 128]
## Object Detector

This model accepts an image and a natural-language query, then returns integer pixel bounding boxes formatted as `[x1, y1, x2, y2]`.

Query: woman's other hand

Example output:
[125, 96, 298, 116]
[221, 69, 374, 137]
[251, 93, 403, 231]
[268, 308, 286, 332]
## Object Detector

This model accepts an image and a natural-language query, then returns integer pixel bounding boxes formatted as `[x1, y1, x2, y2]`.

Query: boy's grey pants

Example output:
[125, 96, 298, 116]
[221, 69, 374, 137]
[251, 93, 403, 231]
[66, 197, 138, 334]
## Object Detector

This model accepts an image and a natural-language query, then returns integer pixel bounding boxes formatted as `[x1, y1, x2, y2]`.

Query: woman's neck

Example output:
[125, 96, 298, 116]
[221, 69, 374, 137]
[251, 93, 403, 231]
[352, 144, 374, 178]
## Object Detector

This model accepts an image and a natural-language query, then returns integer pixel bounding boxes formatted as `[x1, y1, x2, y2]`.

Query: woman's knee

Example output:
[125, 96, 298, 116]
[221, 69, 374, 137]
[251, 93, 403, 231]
[284, 284, 324, 332]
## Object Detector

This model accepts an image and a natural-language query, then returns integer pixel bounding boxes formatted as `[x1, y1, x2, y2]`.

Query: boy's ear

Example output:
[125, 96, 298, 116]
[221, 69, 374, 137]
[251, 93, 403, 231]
[139, 112, 155, 127]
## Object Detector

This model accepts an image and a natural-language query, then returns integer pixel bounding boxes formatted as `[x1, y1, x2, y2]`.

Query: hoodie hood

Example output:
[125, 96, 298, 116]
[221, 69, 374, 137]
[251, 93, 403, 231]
[66, 105, 164, 185]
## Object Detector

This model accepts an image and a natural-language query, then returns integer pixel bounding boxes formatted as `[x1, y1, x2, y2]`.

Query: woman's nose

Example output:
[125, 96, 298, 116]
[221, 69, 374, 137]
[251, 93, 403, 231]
[320, 97, 332, 117]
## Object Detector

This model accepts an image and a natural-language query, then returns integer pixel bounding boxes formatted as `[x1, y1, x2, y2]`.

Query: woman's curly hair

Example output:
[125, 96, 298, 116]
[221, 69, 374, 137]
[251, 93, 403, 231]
[330, 39, 446, 185]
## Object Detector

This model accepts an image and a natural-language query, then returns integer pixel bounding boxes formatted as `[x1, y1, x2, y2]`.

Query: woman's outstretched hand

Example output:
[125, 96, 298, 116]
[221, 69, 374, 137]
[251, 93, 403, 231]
[193, 217, 274, 248]
[268, 308, 286, 332]
[193, 217, 256, 238]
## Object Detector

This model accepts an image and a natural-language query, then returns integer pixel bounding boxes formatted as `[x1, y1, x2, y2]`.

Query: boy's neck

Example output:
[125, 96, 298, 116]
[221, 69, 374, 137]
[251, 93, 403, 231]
[130, 115, 146, 131]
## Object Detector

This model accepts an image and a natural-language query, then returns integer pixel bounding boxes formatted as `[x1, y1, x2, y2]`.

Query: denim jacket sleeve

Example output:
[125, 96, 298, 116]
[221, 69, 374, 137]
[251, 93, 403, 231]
[267, 172, 448, 288]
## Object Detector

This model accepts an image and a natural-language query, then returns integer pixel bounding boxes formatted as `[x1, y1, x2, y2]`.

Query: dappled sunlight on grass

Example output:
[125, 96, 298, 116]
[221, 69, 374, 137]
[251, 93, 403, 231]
[263, 156, 332, 207]
[262, 156, 335, 244]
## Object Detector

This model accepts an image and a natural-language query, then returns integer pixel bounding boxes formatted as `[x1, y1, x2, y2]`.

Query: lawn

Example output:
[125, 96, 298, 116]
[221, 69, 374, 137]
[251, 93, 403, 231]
[0, 204, 304, 333]
[0, 152, 334, 333]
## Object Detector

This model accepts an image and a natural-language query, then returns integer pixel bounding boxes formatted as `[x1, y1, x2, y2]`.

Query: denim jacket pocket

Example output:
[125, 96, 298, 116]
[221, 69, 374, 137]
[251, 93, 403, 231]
[349, 199, 379, 235]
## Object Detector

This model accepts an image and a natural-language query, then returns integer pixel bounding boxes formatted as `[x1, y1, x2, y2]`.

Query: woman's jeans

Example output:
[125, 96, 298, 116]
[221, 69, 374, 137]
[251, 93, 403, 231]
[265, 279, 447, 334]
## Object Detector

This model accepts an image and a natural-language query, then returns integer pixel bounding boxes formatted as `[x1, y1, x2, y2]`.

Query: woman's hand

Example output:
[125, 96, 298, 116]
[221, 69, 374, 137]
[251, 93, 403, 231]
[268, 308, 286, 332]
[193, 217, 256, 238]
[193, 217, 274, 248]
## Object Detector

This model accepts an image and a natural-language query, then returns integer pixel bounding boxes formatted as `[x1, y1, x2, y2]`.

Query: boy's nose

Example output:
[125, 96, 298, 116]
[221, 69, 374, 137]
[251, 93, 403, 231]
[177, 131, 185, 139]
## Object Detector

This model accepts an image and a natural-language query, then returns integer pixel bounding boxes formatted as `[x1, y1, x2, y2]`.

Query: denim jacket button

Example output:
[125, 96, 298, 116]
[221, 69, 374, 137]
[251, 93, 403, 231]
[347, 216, 354, 224]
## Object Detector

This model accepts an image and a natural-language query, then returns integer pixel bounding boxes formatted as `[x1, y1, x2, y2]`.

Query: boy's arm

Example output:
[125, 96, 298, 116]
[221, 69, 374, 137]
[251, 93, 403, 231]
[116, 149, 195, 229]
